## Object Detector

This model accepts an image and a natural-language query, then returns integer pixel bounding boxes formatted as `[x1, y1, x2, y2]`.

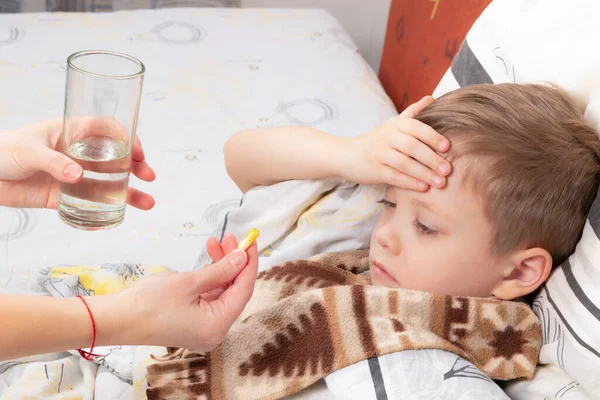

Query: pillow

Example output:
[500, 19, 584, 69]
[431, 1, 600, 398]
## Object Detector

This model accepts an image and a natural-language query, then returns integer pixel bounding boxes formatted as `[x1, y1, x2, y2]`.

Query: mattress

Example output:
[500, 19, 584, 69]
[0, 8, 396, 291]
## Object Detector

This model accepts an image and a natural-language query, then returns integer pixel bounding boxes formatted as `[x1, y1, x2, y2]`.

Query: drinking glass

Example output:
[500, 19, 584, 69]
[58, 50, 145, 230]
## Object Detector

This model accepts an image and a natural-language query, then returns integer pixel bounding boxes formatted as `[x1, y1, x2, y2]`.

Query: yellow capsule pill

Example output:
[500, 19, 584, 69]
[238, 228, 260, 251]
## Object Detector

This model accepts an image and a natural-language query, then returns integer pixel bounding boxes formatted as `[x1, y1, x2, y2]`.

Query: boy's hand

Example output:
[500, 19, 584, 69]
[338, 96, 451, 190]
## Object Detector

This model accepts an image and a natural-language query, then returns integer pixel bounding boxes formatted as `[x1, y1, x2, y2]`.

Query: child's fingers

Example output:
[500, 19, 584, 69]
[381, 166, 429, 192]
[389, 120, 451, 176]
[393, 117, 450, 155]
[389, 135, 451, 181]
[381, 150, 445, 189]
[206, 236, 225, 262]
[398, 96, 434, 119]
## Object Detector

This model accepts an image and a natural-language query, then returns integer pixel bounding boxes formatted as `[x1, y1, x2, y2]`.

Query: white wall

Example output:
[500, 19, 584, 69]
[241, 0, 391, 72]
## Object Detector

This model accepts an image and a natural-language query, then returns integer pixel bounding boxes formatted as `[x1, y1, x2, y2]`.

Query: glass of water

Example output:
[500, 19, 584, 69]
[58, 50, 145, 230]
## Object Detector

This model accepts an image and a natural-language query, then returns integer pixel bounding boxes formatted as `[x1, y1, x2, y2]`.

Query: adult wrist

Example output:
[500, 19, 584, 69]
[84, 292, 145, 347]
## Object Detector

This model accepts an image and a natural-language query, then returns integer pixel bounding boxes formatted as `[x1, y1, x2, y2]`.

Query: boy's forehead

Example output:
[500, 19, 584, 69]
[387, 163, 485, 219]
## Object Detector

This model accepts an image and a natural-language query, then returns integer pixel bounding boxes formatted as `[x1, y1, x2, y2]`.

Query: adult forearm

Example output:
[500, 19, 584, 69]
[0, 294, 136, 361]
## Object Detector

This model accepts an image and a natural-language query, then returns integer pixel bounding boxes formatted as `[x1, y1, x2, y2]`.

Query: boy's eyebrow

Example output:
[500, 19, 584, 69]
[411, 198, 451, 220]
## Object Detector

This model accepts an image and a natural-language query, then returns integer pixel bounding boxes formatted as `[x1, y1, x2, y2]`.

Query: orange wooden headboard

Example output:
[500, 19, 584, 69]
[378, 0, 492, 112]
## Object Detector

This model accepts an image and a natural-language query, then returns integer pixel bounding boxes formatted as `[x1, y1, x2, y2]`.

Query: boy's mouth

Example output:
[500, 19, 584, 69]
[372, 261, 399, 285]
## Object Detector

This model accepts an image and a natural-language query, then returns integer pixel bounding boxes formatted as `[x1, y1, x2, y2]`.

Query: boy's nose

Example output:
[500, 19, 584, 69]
[376, 225, 400, 255]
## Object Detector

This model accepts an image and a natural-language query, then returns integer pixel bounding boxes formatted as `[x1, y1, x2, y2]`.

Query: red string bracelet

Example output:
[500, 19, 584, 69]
[76, 295, 103, 360]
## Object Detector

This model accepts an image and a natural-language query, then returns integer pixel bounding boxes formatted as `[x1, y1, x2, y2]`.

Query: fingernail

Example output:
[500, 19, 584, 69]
[432, 176, 443, 187]
[439, 163, 449, 174]
[63, 163, 82, 180]
[226, 249, 247, 268]
[417, 180, 427, 189]
[438, 140, 448, 151]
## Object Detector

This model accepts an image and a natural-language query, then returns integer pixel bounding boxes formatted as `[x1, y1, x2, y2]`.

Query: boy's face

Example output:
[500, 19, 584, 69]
[369, 164, 507, 297]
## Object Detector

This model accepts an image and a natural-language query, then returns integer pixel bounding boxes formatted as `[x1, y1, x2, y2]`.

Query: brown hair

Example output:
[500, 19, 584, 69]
[415, 83, 600, 266]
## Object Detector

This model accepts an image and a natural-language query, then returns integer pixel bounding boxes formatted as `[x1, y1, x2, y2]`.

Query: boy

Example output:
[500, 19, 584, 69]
[146, 84, 600, 399]
[220, 83, 600, 300]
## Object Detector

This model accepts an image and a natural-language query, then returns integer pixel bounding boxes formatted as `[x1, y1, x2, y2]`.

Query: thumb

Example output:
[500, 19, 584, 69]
[30, 146, 83, 183]
[189, 249, 248, 294]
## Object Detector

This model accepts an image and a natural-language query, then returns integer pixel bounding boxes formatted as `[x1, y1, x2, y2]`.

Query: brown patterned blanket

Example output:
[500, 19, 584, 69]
[146, 250, 542, 400]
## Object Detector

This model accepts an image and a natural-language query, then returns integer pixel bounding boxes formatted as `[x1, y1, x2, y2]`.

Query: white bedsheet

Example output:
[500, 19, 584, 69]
[0, 7, 396, 292]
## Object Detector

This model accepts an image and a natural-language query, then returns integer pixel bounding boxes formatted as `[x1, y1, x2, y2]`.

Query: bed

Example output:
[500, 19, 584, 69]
[3, 1, 599, 399]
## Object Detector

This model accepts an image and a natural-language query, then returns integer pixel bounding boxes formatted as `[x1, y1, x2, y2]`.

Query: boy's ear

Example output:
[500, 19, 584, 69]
[492, 248, 553, 300]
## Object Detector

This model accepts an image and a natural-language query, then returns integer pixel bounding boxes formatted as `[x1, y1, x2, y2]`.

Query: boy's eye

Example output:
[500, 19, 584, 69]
[377, 199, 396, 208]
[414, 220, 438, 236]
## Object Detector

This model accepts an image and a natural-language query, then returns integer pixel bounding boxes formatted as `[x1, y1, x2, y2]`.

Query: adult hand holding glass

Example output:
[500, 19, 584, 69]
[0, 117, 155, 210]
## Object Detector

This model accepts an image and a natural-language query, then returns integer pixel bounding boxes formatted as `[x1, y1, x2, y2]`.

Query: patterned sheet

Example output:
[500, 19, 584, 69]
[0, 8, 507, 399]
[0, 7, 395, 291]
